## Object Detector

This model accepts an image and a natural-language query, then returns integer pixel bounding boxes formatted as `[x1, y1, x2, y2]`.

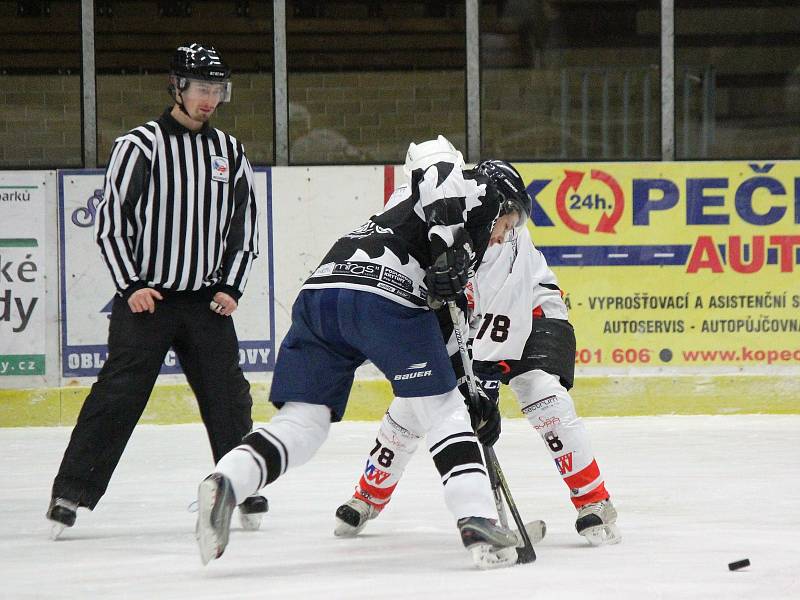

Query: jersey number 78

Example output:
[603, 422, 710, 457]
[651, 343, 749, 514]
[476, 313, 511, 342]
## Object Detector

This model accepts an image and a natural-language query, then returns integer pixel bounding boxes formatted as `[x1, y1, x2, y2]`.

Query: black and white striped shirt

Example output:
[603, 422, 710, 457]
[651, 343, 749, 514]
[95, 108, 259, 300]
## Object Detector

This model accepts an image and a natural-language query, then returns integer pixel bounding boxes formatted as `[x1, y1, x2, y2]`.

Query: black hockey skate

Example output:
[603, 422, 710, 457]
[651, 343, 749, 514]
[238, 495, 269, 531]
[334, 496, 380, 537]
[575, 498, 621, 546]
[457, 516, 518, 570]
[196, 473, 236, 565]
[46, 498, 78, 540]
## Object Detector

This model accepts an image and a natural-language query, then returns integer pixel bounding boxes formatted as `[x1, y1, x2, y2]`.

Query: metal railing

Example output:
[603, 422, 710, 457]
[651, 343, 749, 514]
[558, 65, 715, 160]
[69, 0, 682, 166]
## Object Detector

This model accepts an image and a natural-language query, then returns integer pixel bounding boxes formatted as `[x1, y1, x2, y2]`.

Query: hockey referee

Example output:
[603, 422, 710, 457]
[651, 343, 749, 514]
[47, 43, 267, 538]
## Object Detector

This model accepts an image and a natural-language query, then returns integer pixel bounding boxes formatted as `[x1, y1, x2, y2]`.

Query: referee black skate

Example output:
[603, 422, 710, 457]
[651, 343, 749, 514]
[47, 43, 267, 539]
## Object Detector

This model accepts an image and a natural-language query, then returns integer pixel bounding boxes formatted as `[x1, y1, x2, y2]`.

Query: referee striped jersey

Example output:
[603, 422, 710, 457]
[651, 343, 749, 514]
[95, 108, 259, 300]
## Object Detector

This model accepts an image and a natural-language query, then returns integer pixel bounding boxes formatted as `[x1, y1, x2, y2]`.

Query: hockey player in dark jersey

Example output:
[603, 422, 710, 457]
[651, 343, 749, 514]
[334, 159, 621, 547]
[195, 136, 529, 569]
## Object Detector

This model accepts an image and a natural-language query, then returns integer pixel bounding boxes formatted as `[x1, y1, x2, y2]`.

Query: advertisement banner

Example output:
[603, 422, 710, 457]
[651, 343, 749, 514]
[58, 168, 275, 379]
[0, 172, 47, 376]
[517, 161, 800, 373]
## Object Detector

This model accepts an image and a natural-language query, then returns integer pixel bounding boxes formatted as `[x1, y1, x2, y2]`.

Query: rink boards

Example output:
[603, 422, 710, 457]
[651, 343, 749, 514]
[1, 162, 798, 425]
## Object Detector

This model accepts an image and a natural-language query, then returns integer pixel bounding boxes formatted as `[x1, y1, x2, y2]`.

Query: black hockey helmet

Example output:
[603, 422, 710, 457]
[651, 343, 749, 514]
[170, 43, 231, 81]
[475, 159, 532, 227]
[169, 43, 232, 106]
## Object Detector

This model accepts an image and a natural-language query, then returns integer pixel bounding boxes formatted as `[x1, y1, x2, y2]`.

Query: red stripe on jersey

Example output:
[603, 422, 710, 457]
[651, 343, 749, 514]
[571, 483, 609, 508]
[532, 305, 544, 319]
[564, 459, 601, 489]
[384, 165, 395, 205]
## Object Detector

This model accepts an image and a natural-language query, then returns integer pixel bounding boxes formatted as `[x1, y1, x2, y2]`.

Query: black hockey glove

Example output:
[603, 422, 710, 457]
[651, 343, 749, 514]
[473, 360, 508, 382]
[471, 368, 502, 405]
[425, 231, 473, 307]
[459, 378, 501, 447]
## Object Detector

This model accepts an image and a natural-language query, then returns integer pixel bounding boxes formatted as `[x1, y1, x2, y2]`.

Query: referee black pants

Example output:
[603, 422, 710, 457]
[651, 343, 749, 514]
[52, 292, 253, 509]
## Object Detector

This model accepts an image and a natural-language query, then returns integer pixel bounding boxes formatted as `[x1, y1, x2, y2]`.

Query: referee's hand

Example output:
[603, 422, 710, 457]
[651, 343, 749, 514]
[128, 288, 163, 314]
[210, 292, 238, 317]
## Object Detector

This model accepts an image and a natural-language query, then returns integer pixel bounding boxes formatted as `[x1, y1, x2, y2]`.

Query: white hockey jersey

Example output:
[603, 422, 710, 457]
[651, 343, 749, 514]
[468, 226, 568, 362]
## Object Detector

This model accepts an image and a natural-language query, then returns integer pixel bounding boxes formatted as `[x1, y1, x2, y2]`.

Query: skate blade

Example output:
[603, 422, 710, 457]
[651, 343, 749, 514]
[333, 515, 365, 538]
[515, 519, 546, 546]
[334, 502, 373, 538]
[196, 480, 224, 565]
[581, 523, 622, 546]
[469, 544, 518, 570]
[239, 512, 263, 531]
[49, 522, 66, 541]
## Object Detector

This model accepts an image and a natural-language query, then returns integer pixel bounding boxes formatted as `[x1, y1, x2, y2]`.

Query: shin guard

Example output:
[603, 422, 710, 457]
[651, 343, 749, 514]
[511, 370, 610, 508]
[412, 388, 496, 521]
[352, 398, 424, 511]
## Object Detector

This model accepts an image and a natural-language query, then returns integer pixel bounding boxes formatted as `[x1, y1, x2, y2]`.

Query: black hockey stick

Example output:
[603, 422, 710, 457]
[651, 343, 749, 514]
[447, 301, 537, 564]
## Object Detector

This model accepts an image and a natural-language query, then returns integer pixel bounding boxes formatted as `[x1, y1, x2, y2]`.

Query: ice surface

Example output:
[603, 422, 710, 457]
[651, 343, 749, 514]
[2, 416, 798, 599]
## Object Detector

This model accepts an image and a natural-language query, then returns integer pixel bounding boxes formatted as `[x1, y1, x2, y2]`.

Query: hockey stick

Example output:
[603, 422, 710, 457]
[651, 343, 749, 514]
[447, 303, 509, 528]
[447, 301, 537, 564]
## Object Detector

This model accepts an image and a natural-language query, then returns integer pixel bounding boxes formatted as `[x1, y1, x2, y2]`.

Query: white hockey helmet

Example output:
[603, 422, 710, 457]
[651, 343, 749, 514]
[403, 135, 465, 178]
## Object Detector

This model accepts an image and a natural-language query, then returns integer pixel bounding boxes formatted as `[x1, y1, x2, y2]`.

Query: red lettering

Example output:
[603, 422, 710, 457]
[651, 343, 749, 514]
[555, 452, 574, 475]
[769, 236, 800, 272]
[373, 470, 390, 484]
[688, 235, 798, 273]
[728, 235, 765, 274]
[686, 236, 724, 273]
[365, 463, 390, 484]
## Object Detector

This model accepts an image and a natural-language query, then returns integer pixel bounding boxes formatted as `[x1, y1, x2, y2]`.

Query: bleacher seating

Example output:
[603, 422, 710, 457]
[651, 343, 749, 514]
[0, 0, 798, 164]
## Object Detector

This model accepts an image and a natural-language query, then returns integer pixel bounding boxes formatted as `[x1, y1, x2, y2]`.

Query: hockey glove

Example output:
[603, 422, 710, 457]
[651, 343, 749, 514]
[473, 360, 508, 382]
[459, 379, 501, 447]
[425, 231, 473, 306]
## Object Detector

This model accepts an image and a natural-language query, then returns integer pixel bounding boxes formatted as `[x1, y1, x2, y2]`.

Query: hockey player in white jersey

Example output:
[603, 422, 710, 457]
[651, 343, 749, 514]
[334, 159, 621, 547]
[194, 136, 527, 569]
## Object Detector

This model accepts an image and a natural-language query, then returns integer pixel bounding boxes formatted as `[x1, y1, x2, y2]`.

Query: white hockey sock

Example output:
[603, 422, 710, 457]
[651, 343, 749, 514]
[410, 388, 497, 521]
[215, 402, 331, 504]
[354, 397, 424, 510]
[215, 447, 264, 505]
[511, 369, 609, 507]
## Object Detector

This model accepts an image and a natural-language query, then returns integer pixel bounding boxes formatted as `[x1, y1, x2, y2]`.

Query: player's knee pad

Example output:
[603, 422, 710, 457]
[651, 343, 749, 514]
[511, 369, 595, 474]
[511, 369, 578, 427]
[403, 387, 470, 434]
[265, 402, 331, 469]
[382, 396, 426, 439]
[378, 398, 425, 455]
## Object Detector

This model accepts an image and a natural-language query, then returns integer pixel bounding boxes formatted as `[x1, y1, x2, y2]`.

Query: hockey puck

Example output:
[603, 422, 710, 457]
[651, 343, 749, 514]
[728, 559, 750, 571]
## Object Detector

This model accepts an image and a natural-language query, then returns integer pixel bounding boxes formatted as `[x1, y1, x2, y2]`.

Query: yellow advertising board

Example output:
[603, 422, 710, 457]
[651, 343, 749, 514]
[517, 161, 800, 373]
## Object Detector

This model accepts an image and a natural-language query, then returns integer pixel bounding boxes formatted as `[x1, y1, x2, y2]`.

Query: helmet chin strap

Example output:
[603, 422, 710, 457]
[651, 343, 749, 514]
[167, 81, 192, 118]
[175, 88, 191, 117]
